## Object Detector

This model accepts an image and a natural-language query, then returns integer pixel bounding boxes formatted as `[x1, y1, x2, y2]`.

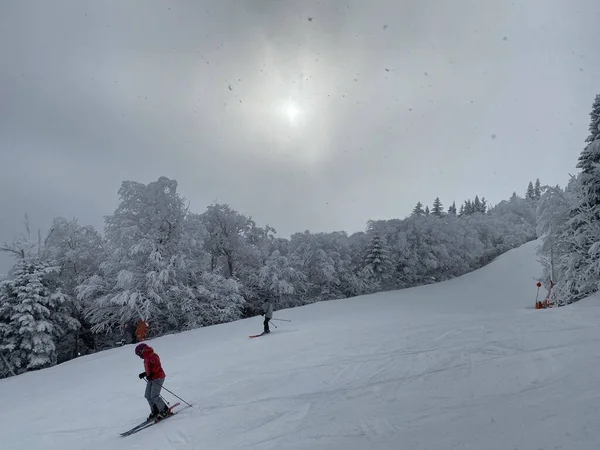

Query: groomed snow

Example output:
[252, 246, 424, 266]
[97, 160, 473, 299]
[2, 239, 599, 449]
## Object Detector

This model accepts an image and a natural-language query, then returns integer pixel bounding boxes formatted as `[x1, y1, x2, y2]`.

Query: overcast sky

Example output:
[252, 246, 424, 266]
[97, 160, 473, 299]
[1, 0, 599, 273]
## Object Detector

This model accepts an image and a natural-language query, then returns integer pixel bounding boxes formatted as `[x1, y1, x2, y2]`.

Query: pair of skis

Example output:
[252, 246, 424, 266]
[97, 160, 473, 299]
[120, 402, 185, 437]
[249, 331, 273, 338]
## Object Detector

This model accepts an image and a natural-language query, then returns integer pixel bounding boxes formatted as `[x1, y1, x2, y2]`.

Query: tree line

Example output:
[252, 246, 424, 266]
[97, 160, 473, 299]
[0, 175, 542, 379]
[536, 94, 600, 306]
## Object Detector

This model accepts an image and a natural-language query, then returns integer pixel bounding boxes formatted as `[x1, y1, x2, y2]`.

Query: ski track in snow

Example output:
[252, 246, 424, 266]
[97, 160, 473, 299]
[3, 239, 600, 449]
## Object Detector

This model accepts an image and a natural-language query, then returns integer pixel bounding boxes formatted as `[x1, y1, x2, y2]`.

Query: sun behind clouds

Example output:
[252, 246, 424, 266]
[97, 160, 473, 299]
[280, 98, 301, 126]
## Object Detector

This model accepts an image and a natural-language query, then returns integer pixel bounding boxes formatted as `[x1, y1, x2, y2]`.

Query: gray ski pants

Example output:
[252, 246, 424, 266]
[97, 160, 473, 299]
[145, 378, 167, 413]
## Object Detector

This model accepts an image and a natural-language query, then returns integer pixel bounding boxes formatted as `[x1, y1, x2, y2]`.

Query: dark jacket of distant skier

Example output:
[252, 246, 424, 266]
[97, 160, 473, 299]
[262, 300, 273, 334]
[135, 343, 169, 420]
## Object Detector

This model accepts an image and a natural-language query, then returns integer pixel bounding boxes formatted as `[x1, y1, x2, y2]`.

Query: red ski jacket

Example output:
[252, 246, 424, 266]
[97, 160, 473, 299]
[141, 346, 166, 380]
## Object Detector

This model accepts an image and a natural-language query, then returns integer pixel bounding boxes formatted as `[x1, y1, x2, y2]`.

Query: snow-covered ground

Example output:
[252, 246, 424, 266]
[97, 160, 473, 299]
[2, 239, 600, 450]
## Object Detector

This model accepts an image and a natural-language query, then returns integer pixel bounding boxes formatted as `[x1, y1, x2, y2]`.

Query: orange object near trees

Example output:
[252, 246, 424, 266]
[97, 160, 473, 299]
[136, 320, 149, 342]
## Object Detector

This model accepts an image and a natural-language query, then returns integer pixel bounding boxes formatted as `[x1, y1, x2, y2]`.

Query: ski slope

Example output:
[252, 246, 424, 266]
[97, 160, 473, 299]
[2, 239, 600, 450]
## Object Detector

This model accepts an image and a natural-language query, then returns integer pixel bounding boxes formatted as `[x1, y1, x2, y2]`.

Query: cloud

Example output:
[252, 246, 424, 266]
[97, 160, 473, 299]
[1, 0, 599, 272]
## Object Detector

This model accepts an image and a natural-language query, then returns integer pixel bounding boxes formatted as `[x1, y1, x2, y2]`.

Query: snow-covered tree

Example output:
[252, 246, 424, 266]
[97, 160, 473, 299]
[553, 96, 600, 303]
[78, 177, 193, 335]
[577, 139, 600, 211]
[234, 220, 278, 295]
[249, 250, 306, 310]
[0, 258, 78, 376]
[536, 179, 581, 304]
[44, 218, 104, 288]
[289, 231, 342, 302]
[364, 233, 394, 285]
[43, 217, 104, 359]
[1, 214, 43, 260]
[554, 179, 600, 302]
[0, 165, 552, 373]
[180, 272, 245, 329]
[584, 94, 600, 145]
[200, 204, 253, 277]
[531, 96, 600, 305]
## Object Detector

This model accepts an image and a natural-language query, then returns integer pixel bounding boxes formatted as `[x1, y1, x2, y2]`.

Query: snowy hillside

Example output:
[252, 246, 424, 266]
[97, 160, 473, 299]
[2, 239, 599, 450]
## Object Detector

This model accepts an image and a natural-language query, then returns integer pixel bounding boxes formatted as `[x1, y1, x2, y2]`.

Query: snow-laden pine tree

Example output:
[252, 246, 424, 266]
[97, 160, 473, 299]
[556, 96, 600, 302]
[584, 94, 600, 145]
[577, 95, 600, 210]
[363, 233, 394, 286]
[554, 177, 600, 302]
[536, 179, 581, 304]
[0, 258, 78, 375]
[43, 217, 104, 359]
[559, 144, 600, 302]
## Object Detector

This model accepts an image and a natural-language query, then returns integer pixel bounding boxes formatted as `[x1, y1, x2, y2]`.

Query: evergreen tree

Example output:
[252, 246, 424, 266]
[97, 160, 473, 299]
[458, 204, 465, 217]
[464, 200, 474, 215]
[556, 96, 600, 303]
[510, 192, 518, 202]
[526, 181, 535, 201]
[585, 94, 600, 145]
[0, 258, 78, 374]
[364, 234, 393, 283]
[431, 197, 444, 217]
[411, 202, 425, 217]
[448, 201, 457, 215]
[424, 206, 430, 216]
[540, 95, 600, 304]
[474, 196, 482, 213]
[480, 197, 488, 213]
[576, 95, 600, 210]
[534, 179, 542, 200]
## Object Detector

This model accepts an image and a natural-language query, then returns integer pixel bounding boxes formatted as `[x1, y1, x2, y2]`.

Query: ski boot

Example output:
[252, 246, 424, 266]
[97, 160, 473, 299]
[147, 405, 160, 421]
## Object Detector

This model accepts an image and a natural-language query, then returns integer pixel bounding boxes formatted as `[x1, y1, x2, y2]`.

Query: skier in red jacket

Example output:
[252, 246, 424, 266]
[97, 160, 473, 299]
[135, 343, 169, 419]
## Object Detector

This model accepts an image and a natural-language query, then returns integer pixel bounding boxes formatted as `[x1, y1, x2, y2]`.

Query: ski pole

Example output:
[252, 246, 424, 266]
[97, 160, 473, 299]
[272, 318, 291, 322]
[144, 378, 193, 407]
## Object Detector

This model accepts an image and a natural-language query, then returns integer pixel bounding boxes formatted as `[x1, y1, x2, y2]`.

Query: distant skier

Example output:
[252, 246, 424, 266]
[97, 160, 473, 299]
[262, 299, 273, 334]
[135, 343, 169, 420]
